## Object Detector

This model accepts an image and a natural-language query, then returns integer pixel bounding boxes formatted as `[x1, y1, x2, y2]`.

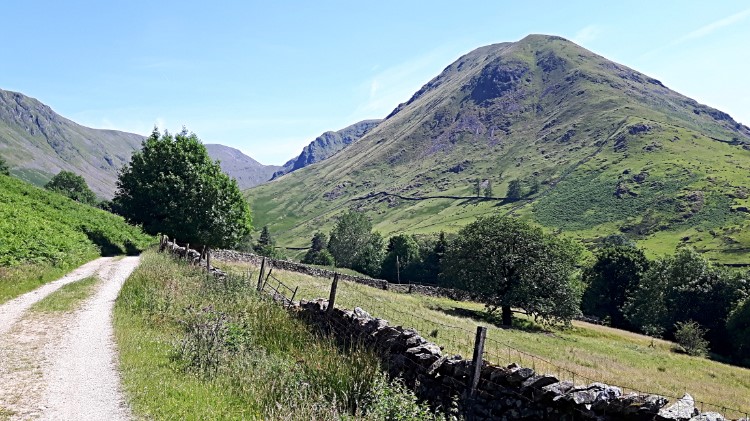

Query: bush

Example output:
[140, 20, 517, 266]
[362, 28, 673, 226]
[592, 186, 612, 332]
[44, 170, 97, 205]
[674, 320, 709, 357]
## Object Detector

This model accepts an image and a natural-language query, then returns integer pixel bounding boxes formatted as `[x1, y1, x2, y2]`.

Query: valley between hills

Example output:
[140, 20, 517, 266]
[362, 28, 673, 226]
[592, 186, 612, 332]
[2, 34, 748, 264]
[2, 31, 750, 420]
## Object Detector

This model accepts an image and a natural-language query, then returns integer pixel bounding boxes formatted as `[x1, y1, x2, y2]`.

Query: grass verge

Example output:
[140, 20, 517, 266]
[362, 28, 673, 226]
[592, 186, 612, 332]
[30, 276, 99, 312]
[115, 251, 439, 420]
[218, 259, 750, 416]
[0, 255, 98, 305]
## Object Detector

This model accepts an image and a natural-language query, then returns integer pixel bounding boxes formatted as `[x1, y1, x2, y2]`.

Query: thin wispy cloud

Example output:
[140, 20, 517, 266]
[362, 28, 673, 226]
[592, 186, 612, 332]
[572, 25, 602, 45]
[678, 8, 750, 43]
[641, 7, 750, 59]
[351, 44, 463, 120]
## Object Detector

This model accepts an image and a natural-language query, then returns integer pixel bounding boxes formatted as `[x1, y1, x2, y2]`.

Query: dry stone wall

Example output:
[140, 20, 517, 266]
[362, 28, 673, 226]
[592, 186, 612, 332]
[165, 244, 741, 420]
[212, 249, 481, 300]
[296, 298, 739, 421]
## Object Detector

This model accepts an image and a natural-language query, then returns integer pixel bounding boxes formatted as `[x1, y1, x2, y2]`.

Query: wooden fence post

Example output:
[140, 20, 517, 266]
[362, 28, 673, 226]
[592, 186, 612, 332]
[257, 257, 266, 291]
[206, 247, 211, 270]
[185, 243, 189, 261]
[262, 268, 273, 291]
[289, 286, 299, 308]
[469, 326, 487, 399]
[327, 273, 339, 314]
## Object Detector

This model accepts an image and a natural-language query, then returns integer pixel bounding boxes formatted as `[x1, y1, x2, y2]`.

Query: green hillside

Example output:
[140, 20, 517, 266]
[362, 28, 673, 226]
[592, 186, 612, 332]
[247, 34, 750, 264]
[0, 174, 153, 301]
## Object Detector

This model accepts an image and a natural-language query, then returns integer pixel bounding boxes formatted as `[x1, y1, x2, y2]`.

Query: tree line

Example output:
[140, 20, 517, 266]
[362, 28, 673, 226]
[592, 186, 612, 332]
[275, 210, 749, 364]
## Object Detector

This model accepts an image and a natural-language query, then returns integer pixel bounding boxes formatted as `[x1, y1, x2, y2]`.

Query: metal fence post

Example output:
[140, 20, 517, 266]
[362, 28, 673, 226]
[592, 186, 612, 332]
[327, 273, 339, 314]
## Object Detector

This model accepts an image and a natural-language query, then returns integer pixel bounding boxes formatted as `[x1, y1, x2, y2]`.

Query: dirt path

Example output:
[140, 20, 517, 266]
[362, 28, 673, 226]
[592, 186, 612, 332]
[0, 256, 140, 420]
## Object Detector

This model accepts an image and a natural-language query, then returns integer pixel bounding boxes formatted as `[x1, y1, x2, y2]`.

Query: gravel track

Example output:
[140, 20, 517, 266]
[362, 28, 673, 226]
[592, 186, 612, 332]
[0, 256, 140, 420]
[0, 258, 112, 336]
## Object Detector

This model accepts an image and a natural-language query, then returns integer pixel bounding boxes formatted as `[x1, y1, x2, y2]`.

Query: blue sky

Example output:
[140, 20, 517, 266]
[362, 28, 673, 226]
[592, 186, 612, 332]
[3, 1, 749, 165]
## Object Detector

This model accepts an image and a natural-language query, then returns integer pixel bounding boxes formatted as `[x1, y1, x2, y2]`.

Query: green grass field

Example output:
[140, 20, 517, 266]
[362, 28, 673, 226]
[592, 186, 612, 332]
[216, 258, 750, 416]
[0, 174, 153, 304]
[114, 251, 437, 420]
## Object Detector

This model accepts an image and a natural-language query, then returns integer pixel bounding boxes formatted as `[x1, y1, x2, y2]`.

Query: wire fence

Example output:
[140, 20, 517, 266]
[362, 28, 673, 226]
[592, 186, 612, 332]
[184, 249, 750, 419]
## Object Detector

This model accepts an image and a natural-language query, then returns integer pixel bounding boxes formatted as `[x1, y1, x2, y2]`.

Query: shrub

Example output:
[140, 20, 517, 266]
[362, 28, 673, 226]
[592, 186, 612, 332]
[674, 320, 709, 357]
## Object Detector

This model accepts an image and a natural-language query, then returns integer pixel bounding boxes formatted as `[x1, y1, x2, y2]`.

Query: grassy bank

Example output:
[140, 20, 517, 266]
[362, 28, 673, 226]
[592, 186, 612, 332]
[217, 259, 750, 416]
[0, 174, 153, 304]
[114, 251, 438, 420]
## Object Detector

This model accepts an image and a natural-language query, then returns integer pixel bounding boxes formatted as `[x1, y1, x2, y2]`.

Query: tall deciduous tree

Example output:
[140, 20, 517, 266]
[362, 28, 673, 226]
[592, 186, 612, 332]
[381, 234, 421, 282]
[327, 210, 375, 269]
[44, 170, 97, 205]
[506, 179, 523, 200]
[582, 245, 649, 328]
[352, 232, 385, 278]
[114, 128, 251, 248]
[441, 216, 582, 327]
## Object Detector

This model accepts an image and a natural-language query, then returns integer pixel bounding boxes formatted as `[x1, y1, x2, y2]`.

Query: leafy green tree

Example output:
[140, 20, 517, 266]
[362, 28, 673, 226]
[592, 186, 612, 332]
[423, 232, 448, 284]
[506, 179, 523, 200]
[44, 170, 97, 205]
[114, 128, 251, 249]
[483, 180, 494, 198]
[625, 248, 746, 354]
[473, 178, 482, 196]
[441, 216, 582, 327]
[381, 234, 421, 282]
[327, 210, 374, 269]
[0, 155, 10, 176]
[582, 245, 649, 328]
[352, 232, 385, 277]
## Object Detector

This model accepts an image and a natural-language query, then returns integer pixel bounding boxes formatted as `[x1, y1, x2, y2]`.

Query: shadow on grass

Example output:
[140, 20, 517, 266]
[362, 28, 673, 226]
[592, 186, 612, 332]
[83, 229, 144, 257]
[84, 229, 123, 256]
[430, 305, 549, 333]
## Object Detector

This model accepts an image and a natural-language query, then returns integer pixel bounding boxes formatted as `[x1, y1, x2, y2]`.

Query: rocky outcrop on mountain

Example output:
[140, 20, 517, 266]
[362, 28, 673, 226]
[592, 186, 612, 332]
[272, 119, 381, 179]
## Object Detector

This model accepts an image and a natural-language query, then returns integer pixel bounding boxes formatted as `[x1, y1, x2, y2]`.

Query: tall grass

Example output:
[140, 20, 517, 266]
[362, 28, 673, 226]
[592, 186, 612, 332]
[114, 251, 438, 420]
[216, 259, 750, 415]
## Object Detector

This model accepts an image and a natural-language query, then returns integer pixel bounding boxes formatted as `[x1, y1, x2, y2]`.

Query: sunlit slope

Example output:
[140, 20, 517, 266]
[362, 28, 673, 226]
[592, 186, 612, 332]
[247, 35, 750, 263]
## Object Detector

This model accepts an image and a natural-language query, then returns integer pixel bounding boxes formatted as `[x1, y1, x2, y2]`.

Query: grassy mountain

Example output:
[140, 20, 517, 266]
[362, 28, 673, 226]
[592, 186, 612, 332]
[0, 89, 144, 198]
[0, 88, 282, 196]
[248, 34, 750, 264]
[204, 144, 281, 190]
[272, 119, 382, 179]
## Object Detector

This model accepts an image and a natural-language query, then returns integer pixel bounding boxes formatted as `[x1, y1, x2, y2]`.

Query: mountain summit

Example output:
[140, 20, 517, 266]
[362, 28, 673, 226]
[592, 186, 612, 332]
[272, 119, 381, 179]
[0, 89, 143, 197]
[249, 34, 750, 263]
